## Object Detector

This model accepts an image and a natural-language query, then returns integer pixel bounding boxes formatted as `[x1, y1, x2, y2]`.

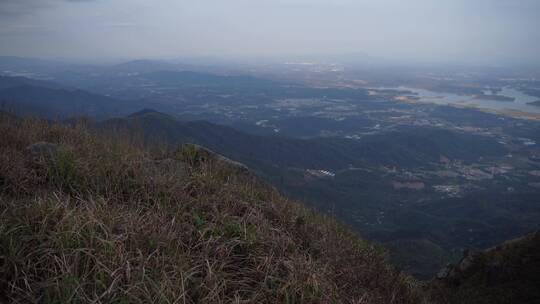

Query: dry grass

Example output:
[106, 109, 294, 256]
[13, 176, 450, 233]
[0, 115, 428, 303]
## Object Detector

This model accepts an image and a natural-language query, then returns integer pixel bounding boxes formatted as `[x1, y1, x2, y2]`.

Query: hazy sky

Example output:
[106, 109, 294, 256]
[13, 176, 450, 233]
[1, 0, 539, 65]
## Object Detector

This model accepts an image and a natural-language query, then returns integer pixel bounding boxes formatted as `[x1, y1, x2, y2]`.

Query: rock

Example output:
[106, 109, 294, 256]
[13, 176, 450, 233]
[435, 250, 482, 285]
[214, 153, 249, 172]
[182, 144, 249, 173]
[436, 264, 453, 279]
[25, 142, 59, 164]
[456, 249, 481, 273]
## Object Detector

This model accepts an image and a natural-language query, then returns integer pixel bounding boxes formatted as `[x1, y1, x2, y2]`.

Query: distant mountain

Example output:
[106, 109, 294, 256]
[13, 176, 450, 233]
[0, 56, 64, 70]
[99, 110, 350, 172]
[0, 77, 143, 120]
[0, 56, 74, 77]
[141, 70, 279, 88]
[47, 68, 284, 101]
[108, 60, 188, 74]
[0, 75, 65, 90]
[98, 110, 506, 173]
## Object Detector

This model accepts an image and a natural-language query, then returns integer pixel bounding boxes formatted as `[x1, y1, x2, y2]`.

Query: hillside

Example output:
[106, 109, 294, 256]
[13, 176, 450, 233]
[0, 75, 64, 90]
[0, 79, 143, 120]
[0, 114, 425, 303]
[96, 110, 517, 278]
[430, 231, 540, 304]
[98, 109, 506, 172]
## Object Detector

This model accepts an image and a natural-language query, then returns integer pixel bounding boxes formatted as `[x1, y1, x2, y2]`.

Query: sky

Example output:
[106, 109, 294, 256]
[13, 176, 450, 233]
[0, 0, 539, 65]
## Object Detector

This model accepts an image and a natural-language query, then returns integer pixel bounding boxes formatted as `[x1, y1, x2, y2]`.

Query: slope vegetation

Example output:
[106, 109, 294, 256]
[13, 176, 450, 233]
[0, 115, 425, 303]
[430, 231, 540, 304]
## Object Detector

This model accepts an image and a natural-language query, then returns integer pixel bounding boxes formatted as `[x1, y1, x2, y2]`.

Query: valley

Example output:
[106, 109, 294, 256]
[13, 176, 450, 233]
[2, 57, 540, 279]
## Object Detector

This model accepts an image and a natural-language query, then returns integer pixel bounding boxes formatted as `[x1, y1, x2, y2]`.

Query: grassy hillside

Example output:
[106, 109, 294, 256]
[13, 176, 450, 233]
[429, 232, 540, 304]
[0, 115, 426, 303]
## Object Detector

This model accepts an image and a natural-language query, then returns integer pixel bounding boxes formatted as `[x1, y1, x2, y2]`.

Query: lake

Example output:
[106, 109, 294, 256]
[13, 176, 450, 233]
[396, 86, 540, 114]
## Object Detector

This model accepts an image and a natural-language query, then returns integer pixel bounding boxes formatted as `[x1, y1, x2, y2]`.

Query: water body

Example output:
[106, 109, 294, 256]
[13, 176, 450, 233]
[397, 86, 540, 114]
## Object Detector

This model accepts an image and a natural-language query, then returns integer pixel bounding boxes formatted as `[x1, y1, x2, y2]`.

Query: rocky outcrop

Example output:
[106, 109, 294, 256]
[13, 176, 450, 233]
[435, 249, 483, 283]
[179, 144, 250, 173]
